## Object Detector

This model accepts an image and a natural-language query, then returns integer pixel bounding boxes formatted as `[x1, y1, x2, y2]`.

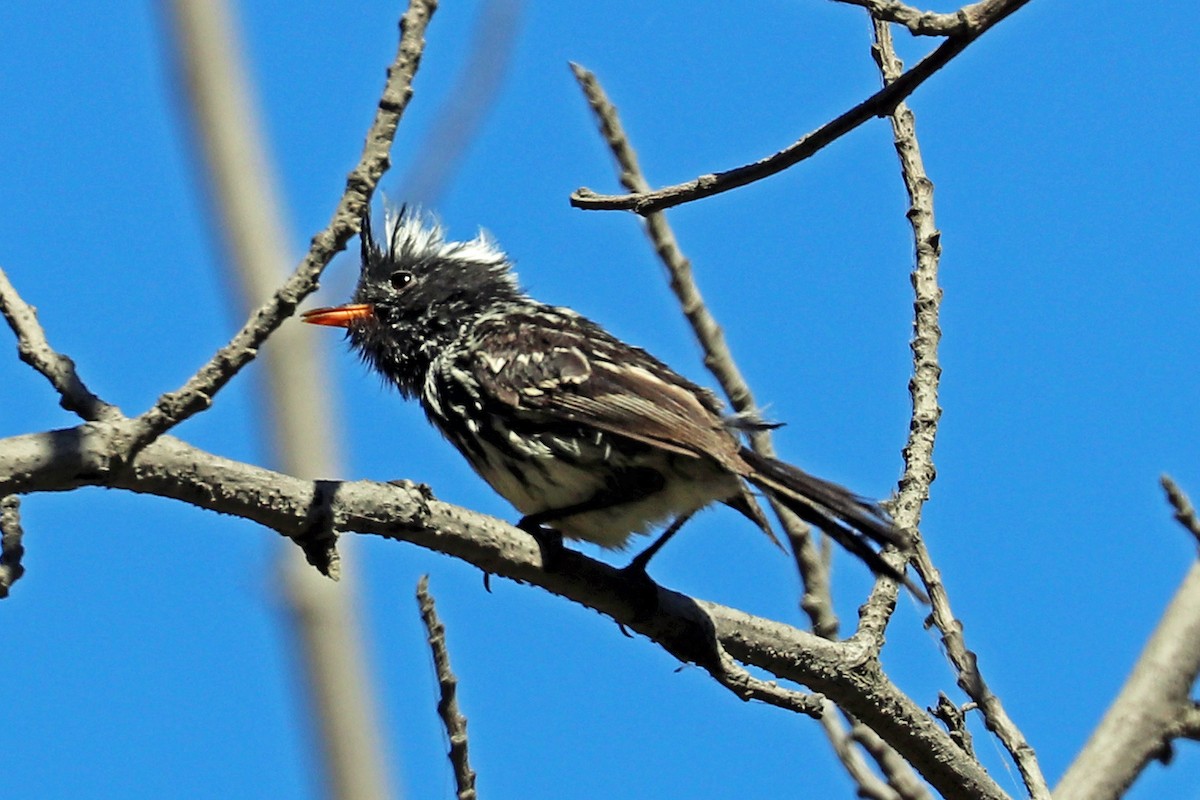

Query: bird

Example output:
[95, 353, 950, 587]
[303, 206, 914, 588]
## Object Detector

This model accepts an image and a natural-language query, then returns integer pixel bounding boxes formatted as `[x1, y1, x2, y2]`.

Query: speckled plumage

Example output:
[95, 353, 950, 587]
[309, 208, 909, 579]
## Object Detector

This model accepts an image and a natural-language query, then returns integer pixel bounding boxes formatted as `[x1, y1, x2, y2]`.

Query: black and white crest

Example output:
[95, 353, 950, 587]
[346, 208, 525, 398]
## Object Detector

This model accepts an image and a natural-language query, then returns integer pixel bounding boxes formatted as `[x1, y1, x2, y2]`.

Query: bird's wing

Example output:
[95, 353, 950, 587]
[456, 306, 741, 462]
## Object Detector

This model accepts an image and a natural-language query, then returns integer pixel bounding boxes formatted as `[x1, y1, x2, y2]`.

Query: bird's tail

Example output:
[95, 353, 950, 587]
[738, 447, 924, 599]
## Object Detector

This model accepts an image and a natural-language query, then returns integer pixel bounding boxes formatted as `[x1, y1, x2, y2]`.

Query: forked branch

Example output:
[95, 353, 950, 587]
[570, 0, 1029, 215]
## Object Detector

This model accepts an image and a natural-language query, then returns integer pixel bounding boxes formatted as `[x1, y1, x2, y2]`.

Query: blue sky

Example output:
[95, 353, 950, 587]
[2, 2, 1198, 798]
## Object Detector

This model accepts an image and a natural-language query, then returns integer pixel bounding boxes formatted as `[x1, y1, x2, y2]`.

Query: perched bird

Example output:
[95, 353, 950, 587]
[304, 207, 912, 586]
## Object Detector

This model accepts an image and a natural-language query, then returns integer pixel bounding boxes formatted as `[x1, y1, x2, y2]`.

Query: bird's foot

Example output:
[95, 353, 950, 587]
[617, 558, 661, 622]
[517, 517, 567, 572]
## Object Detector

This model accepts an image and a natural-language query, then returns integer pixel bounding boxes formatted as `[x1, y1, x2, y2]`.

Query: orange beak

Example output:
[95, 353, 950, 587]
[301, 304, 375, 328]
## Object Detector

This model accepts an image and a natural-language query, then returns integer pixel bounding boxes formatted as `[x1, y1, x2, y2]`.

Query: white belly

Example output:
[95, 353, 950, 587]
[469, 433, 739, 549]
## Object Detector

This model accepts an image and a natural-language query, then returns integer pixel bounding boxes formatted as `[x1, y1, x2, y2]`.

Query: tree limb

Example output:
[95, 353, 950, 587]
[819, 704, 906, 800]
[830, 0, 1019, 37]
[1162, 474, 1200, 547]
[846, 19, 1048, 798]
[852, 14, 944, 645]
[1055, 484, 1200, 800]
[163, 1, 407, 796]
[569, 0, 1029, 215]
[850, 717, 935, 800]
[1170, 703, 1200, 741]
[0, 267, 119, 423]
[0, 424, 1008, 800]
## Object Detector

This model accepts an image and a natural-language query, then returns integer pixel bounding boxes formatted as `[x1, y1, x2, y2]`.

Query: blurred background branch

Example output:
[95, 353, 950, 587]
[397, 0, 524, 206]
[166, 1, 400, 796]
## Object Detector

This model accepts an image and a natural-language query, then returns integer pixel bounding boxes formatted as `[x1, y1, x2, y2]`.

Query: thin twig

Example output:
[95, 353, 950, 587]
[850, 716, 935, 800]
[0, 495, 26, 598]
[853, 19, 1049, 800]
[569, 0, 1029, 215]
[709, 635, 826, 718]
[1161, 474, 1200, 546]
[853, 14, 944, 642]
[0, 266, 119, 423]
[568, 61, 839, 638]
[819, 704, 903, 800]
[124, 0, 438, 456]
[417, 576, 477, 800]
[830, 24, 951, 779]
[930, 694, 975, 758]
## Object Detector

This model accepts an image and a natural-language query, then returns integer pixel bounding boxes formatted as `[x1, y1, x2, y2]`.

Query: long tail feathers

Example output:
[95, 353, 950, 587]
[738, 448, 926, 601]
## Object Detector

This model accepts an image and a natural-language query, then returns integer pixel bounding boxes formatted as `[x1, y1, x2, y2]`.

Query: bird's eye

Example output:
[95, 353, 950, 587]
[389, 270, 414, 290]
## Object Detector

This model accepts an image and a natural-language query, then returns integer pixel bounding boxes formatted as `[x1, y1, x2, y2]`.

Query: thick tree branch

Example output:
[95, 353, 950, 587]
[1170, 703, 1200, 741]
[0, 425, 1007, 800]
[1056, 478, 1200, 798]
[1056, 555, 1200, 800]
[569, 0, 1029, 215]
[0, 0, 436, 583]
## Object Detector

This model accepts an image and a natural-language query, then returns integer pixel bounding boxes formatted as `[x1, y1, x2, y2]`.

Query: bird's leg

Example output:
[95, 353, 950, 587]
[517, 467, 665, 573]
[623, 511, 695, 577]
[614, 511, 696, 621]
[516, 520, 566, 571]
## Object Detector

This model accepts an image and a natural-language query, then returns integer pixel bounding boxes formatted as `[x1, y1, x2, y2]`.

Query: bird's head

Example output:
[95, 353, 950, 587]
[303, 207, 522, 396]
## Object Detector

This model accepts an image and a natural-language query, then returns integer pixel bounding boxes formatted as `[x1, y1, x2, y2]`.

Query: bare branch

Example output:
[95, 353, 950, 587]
[568, 63, 760, 426]
[164, 2, 400, 797]
[569, 0, 1029, 215]
[1056, 558, 1200, 800]
[709, 642, 826, 718]
[1162, 474, 1200, 546]
[568, 61, 839, 638]
[0, 425, 1008, 800]
[417, 576, 477, 800]
[124, 0, 439, 455]
[831, 0, 1019, 37]
[849, 717, 935, 800]
[400, 0, 525, 205]
[850, 19, 1048, 799]
[820, 706, 904, 800]
[0, 266, 119, 423]
[853, 13, 944, 643]
[0, 495, 25, 598]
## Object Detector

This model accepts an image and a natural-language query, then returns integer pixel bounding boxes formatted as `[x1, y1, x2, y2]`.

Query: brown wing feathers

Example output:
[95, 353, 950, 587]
[468, 307, 912, 584]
